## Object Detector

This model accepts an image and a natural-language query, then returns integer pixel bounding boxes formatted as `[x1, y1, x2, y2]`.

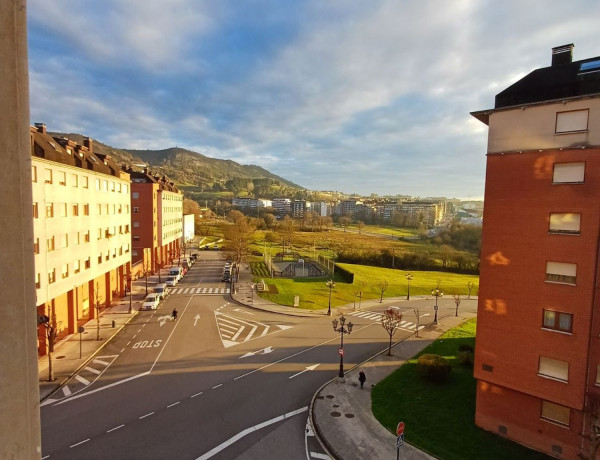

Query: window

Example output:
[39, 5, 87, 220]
[60, 203, 67, 217]
[96, 179, 101, 190]
[83, 204, 89, 216]
[32, 165, 37, 182]
[46, 204, 54, 218]
[133, 207, 140, 214]
[132, 192, 139, 199]
[546, 262, 576, 285]
[133, 235, 140, 241]
[84, 258, 90, 269]
[538, 356, 569, 382]
[98, 254, 102, 264]
[542, 310, 573, 333]
[33, 202, 38, 218]
[34, 238, 39, 254]
[71, 173, 78, 187]
[123, 184, 128, 194]
[97, 204, 102, 215]
[549, 213, 580, 234]
[62, 234, 68, 248]
[48, 269, 56, 284]
[83, 176, 89, 188]
[74, 260, 81, 274]
[133, 221, 140, 228]
[541, 400, 570, 426]
[35, 273, 40, 289]
[556, 109, 589, 134]
[44, 168, 52, 184]
[73, 204, 79, 216]
[61, 264, 69, 279]
[84, 230, 90, 242]
[46, 237, 55, 251]
[553, 162, 585, 184]
[58, 171, 66, 186]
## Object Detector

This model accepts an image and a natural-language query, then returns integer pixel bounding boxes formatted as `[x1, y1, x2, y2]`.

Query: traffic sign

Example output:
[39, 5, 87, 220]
[338, 347, 344, 356]
[396, 434, 404, 448]
[397, 421, 405, 435]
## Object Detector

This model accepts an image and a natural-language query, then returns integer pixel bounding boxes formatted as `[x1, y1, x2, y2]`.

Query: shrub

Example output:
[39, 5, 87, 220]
[457, 344, 474, 366]
[417, 354, 451, 382]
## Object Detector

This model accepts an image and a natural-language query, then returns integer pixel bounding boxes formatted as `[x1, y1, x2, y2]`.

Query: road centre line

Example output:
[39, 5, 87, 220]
[167, 401, 180, 408]
[212, 384, 223, 389]
[139, 412, 155, 419]
[191, 392, 203, 398]
[195, 406, 308, 460]
[70, 438, 90, 448]
[106, 424, 124, 433]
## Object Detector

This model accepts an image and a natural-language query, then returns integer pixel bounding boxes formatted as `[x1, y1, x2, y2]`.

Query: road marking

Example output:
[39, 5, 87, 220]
[231, 326, 245, 341]
[74, 375, 91, 385]
[139, 412, 155, 419]
[195, 406, 308, 460]
[191, 392, 203, 398]
[93, 358, 110, 366]
[240, 346, 274, 359]
[62, 386, 71, 397]
[194, 314, 201, 326]
[212, 384, 223, 389]
[107, 424, 124, 433]
[310, 453, 330, 459]
[70, 439, 90, 448]
[289, 364, 320, 379]
[167, 402, 180, 408]
[85, 366, 102, 375]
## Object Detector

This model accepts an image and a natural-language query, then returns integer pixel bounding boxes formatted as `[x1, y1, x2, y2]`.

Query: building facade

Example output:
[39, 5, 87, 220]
[32, 124, 131, 355]
[472, 45, 600, 459]
[129, 169, 182, 272]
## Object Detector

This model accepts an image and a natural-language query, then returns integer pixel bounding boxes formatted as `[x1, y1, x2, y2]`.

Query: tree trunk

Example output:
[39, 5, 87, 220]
[47, 351, 54, 382]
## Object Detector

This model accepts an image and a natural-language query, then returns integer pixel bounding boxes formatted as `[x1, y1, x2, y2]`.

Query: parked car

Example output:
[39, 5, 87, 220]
[169, 266, 183, 281]
[165, 276, 178, 287]
[153, 283, 168, 300]
[142, 294, 160, 310]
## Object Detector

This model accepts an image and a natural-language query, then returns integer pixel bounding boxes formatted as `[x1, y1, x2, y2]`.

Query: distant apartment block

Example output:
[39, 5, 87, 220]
[128, 168, 182, 271]
[471, 44, 600, 459]
[271, 198, 292, 216]
[32, 124, 131, 355]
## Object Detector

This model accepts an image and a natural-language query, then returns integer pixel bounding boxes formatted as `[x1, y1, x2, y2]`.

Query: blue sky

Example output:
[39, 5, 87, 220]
[27, 1, 600, 199]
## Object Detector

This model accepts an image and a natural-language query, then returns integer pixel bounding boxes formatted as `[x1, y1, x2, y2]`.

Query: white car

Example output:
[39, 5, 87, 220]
[142, 294, 160, 310]
[165, 276, 178, 287]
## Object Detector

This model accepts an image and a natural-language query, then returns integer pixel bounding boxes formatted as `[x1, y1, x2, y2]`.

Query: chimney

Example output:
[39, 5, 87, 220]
[34, 123, 46, 134]
[552, 44, 574, 66]
[83, 136, 93, 152]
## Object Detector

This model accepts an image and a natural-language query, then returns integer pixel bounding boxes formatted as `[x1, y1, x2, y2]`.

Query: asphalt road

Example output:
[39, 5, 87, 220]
[40, 251, 464, 460]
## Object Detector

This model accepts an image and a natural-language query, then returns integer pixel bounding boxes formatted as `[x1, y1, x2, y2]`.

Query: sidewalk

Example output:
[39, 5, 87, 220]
[38, 267, 172, 402]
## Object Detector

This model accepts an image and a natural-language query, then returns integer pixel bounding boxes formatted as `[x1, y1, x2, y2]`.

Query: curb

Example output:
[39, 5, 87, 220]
[39, 308, 140, 402]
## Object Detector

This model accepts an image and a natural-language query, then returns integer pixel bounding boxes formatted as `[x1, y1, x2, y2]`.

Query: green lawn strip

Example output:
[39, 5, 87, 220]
[252, 262, 478, 310]
[372, 319, 550, 460]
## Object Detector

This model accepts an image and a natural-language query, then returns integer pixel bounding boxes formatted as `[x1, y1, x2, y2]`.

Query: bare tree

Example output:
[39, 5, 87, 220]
[453, 294, 461, 316]
[467, 281, 476, 299]
[339, 216, 351, 231]
[357, 220, 365, 234]
[225, 218, 253, 266]
[39, 306, 60, 381]
[143, 256, 153, 296]
[381, 307, 403, 356]
[352, 281, 366, 310]
[94, 282, 104, 341]
[376, 280, 389, 303]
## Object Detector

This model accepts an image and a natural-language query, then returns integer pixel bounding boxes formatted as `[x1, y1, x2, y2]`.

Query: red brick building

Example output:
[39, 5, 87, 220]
[472, 45, 600, 459]
[128, 168, 182, 274]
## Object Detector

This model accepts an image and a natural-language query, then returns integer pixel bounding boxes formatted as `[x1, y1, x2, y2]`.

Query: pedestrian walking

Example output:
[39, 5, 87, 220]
[358, 370, 366, 389]
[172, 308, 178, 320]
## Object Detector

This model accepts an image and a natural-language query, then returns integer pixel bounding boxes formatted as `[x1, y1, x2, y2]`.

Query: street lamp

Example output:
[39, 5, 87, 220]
[431, 288, 443, 324]
[332, 315, 353, 378]
[127, 276, 132, 314]
[326, 279, 335, 316]
[405, 274, 413, 300]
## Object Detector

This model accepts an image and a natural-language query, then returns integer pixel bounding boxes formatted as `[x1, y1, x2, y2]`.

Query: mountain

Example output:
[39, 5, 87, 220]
[49, 132, 302, 192]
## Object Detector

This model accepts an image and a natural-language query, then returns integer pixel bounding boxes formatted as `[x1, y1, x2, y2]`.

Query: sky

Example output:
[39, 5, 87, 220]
[27, 1, 600, 200]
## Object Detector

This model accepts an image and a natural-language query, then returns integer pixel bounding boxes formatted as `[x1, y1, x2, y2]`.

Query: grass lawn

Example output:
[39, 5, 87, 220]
[371, 319, 550, 460]
[251, 261, 478, 309]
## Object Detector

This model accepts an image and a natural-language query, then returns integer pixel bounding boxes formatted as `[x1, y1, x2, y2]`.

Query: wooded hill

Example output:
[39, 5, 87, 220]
[50, 132, 303, 195]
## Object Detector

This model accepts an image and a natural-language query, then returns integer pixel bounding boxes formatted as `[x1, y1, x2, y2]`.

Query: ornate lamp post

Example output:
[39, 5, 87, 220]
[405, 273, 413, 300]
[332, 315, 353, 378]
[326, 279, 335, 316]
[431, 288, 443, 324]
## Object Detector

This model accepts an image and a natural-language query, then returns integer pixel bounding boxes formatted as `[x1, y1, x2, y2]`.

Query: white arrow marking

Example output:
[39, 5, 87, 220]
[194, 314, 201, 326]
[158, 315, 171, 326]
[277, 325, 292, 331]
[240, 346, 275, 359]
[289, 364, 319, 379]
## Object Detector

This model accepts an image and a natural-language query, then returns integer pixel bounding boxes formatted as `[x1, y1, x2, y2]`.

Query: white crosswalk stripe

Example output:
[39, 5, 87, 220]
[347, 310, 423, 331]
[169, 287, 230, 295]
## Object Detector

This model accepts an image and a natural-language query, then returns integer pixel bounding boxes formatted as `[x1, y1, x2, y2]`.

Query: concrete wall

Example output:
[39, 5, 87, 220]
[0, 1, 43, 458]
